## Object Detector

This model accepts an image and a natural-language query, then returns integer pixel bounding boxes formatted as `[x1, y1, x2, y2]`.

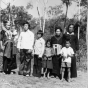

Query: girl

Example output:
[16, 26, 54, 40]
[42, 39, 53, 78]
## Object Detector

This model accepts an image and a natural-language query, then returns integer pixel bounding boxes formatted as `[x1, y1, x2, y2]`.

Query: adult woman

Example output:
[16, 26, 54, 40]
[63, 24, 79, 78]
[1, 22, 17, 74]
[51, 26, 63, 78]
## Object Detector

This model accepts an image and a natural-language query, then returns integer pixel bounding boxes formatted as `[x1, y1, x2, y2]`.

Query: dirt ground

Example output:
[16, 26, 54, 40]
[0, 56, 88, 88]
[0, 70, 87, 88]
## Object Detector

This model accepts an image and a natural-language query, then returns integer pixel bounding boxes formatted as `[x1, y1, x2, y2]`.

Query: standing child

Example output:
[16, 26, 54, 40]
[42, 39, 53, 78]
[60, 40, 74, 82]
[33, 30, 45, 77]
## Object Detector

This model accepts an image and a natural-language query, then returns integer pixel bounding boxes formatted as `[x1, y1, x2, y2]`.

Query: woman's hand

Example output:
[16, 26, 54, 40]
[28, 49, 32, 53]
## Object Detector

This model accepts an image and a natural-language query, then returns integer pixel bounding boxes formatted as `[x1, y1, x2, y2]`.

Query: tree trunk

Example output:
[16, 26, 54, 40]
[43, 8, 46, 33]
[64, 4, 68, 33]
[37, 6, 42, 30]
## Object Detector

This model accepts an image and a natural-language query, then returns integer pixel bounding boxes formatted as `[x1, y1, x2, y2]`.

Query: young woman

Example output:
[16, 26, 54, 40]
[51, 26, 63, 79]
[63, 24, 79, 78]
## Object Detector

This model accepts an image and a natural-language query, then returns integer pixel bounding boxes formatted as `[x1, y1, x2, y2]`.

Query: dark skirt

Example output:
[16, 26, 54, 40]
[3, 55, 17, 74]
[33, 54, 42, 77]
[3, 41, 17, 74]
[64, 56, 77, 78]
[71, 56, 77, 78]
[52, 55, 62, 78]
[42, 60, 53, 69]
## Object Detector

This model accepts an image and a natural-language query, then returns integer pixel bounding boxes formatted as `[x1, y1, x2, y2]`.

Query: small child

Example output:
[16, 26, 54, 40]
[60, 40, 74, 82]
[42, 39, 53, 78]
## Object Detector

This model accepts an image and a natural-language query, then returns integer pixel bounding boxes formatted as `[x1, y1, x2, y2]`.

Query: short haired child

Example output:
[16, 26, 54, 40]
[60, 40, 74, 82]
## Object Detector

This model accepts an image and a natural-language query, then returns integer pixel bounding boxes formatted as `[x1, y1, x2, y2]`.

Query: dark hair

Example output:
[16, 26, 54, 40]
[46, 39, 51, 47]
[37, 30, 43, 36]
[65, 38, 70, 44]
[55, 26, 62, 32]
[23, 21, 30, 28]
[67, 24, 74, 32]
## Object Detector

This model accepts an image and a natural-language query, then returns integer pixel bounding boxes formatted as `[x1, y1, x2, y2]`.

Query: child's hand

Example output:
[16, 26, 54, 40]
[43, 56, 47, 60]
[63, 56, 66, 61]
[67, 54, 71, 57]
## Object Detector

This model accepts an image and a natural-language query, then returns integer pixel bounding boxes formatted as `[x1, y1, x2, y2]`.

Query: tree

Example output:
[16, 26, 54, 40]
[47, 5, 63, 18]
[0, 5, 33, 34]
[36, 0, 48, 33]
[26, 2, 33, 9]
[61, 0, 71, 29]
[80, 0, 87, 7]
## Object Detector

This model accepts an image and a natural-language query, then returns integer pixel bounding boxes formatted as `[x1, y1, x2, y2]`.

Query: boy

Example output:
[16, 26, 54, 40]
[60, 40, 74, 82]
[33, 30, 45, 77]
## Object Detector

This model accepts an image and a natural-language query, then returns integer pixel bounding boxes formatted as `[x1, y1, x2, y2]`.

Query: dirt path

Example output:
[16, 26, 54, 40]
[0, 70, 87, 88]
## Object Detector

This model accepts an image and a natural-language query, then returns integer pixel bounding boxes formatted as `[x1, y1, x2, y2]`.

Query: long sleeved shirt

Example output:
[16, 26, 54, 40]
[17, 30, 34, 50]
[34, 37, 45, 57]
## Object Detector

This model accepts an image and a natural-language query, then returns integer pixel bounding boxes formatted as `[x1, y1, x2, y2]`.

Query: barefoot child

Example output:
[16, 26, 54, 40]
[60, 40, 74, 82]
[42, 39, 53, 78]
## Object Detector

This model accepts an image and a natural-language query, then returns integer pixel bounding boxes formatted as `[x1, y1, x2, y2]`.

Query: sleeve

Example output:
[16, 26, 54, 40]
[50, 36, 53, 47]
[71, 48, 74, 55]
[51, 48, 54, 55]
[17, 33, 22, 49]
[60, 49, 63, 55]
[32, 39, 36, 55]
[75, 35, 79, 51]
[30, 33, 34, 50]
[62, 34, 66, 47]
[39, 39, 45, 57]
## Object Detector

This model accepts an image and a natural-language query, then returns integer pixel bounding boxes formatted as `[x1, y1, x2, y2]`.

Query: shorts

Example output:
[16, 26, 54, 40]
[61, 62, 71, 68]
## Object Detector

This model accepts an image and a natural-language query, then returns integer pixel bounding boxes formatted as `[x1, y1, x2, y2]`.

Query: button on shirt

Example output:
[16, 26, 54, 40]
[60, 47, 74, 63]
[17, 30, 34, 50]
[34, 37, 45, 57]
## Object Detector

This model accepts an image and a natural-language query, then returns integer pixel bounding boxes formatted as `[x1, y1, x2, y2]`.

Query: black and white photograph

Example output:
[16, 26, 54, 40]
[0, 0, 87, 88]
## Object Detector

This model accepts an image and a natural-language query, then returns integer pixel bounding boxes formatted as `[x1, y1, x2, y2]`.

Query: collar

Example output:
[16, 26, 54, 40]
[37, 37, 43, 40]
[67, 32, 74, 35]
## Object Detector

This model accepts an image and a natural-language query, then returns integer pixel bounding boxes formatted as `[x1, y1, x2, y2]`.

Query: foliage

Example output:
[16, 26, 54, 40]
[47, 5, 63, 18]
[80, 0, 87, 7]
[0, 5, 32, 26]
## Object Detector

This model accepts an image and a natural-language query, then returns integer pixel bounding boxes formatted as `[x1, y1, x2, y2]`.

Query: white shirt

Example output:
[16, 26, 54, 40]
[17, 30, 34, 50]
[34, 37, 45, 57]
[60, 47, 74, 63]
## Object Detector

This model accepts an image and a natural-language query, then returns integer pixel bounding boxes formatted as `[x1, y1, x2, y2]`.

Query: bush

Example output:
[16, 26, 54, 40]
[76, 38, 87, 71]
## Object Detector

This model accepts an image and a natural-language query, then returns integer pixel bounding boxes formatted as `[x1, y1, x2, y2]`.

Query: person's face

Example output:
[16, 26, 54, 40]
[47, 42, 50, 47]
[69, 25, 74, 33]
[6, 23, 10, 30]
[11, 26, 15, 32]
[66, 41, 70, 48]
[55, 29, 61, 36]
[37, 33, 42, 38]
[24, 24, 28, 31]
